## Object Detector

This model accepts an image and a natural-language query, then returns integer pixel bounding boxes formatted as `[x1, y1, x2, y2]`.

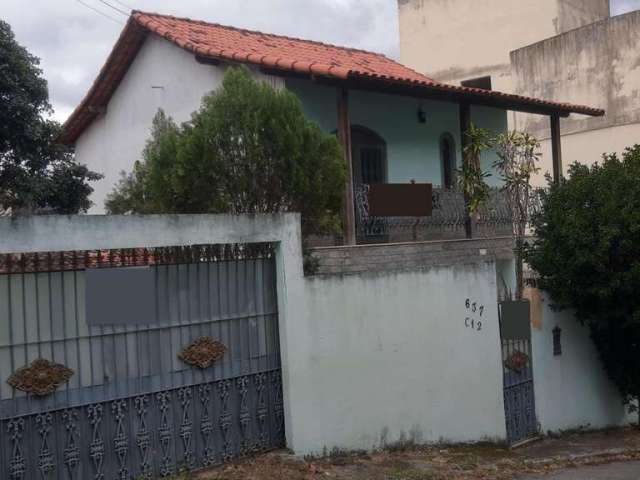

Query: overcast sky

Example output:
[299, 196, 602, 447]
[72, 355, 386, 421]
[2, 0, 640, 123]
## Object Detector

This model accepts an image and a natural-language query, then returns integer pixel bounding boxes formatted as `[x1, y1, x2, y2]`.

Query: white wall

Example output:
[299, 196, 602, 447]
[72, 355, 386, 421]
[0, 214, 508, 454]
[75, 35, 225, 213]
[532, 122, 640, 186]
[0, 214, 632, 454]
[288, 262, 507, 453]
[531, 292, 632, 432]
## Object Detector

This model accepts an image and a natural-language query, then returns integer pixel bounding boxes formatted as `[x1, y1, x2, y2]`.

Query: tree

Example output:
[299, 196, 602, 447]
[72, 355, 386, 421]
[0, 20, 101, 214]
[524, 146, 640, 420]
[106, 66, 346, 236]
[494, 131, 541, 299]
[457, 123, 493, 215]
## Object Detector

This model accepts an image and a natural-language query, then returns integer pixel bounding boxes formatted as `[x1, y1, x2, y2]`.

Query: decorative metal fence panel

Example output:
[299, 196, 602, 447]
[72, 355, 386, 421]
[355, 185, 515, 243]
[502, 338, 537, 444]
[500, 300, 537, 445]
[0, 243, 285, 478]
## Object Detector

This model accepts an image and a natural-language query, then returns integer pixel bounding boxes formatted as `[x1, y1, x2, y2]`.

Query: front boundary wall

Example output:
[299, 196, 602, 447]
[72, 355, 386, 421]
[0, 214, 630, 460]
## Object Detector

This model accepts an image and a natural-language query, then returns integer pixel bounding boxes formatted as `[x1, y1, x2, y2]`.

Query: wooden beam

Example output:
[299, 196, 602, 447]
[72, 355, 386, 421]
[459, 103, 473, 239]
[550, 114, 563, 184]
[337, 88, 357, 245]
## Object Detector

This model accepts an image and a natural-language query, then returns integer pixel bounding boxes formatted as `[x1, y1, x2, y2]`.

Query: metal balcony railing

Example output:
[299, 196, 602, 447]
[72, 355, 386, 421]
[355, 185, 536, 243]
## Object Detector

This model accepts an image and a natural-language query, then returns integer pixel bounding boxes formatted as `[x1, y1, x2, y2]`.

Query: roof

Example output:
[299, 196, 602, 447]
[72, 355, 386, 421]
[59, 11, 605, 144]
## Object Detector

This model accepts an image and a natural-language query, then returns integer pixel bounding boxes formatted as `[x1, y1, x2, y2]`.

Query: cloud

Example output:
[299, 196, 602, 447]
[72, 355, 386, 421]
[3, 0, 398, 123]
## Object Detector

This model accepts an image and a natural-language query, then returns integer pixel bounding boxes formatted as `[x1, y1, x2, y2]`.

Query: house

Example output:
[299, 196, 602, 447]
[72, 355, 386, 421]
[60, 11, 603, 243]
[398, 0, 640, 184]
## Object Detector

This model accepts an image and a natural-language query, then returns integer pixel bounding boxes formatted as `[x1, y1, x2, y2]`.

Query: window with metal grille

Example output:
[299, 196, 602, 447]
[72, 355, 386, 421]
[360, 146, 385, 184]
[351, 125, 387, 185]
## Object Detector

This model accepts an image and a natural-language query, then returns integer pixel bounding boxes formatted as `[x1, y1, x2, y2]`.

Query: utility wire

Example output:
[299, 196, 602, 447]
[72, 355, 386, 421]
[97, 0, 130, 16]
[74, 0, 125, 24]
[111, 0, 134, 11]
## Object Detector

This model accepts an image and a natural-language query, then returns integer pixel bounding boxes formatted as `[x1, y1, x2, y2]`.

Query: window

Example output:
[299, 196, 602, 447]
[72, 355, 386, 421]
[351, 126, 387, 185]
[440, 133, 456, 189]
[461, 76, 492, 91]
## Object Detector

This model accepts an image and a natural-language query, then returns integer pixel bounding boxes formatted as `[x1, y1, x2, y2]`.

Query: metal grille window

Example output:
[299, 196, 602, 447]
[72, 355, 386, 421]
[553, 326, 562, 356]
[360, 147, 385, 184]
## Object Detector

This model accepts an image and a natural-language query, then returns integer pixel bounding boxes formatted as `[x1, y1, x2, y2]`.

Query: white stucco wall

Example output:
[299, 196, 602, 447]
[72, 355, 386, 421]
[531, 293, 632, 432]
[290, 263, 507, 453]
[532, 122, 640, 186]
[75, 35, 226, 212]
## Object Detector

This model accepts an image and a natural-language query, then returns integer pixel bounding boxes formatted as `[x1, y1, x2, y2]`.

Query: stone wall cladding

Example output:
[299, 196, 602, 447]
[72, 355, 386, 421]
[309, 237, 515, 276]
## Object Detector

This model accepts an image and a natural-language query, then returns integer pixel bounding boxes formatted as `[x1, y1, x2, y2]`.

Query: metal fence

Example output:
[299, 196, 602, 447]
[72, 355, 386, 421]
[355, 185, 517, 243]
[0, 243, 285, 478]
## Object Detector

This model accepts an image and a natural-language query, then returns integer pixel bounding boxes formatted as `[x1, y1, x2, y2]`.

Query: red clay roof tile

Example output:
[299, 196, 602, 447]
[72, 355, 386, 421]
[59, 11, 605, 144]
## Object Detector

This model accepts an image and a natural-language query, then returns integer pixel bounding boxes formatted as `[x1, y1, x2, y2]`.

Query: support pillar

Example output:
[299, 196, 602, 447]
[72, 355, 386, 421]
[550, 114, 563, 184]
[459, 103, 473, 239]
[337, 88, 356, 245]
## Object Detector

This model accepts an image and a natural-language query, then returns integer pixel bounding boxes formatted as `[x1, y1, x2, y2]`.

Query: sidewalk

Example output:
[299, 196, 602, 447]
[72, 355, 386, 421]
[196, 428, 640, 480]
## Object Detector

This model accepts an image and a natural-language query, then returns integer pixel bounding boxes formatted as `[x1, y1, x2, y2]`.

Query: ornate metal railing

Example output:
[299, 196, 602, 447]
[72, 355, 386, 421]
[355, 185, 519, 242]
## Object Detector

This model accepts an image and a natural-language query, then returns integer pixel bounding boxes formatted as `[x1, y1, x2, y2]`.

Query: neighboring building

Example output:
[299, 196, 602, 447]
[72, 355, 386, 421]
[398, 0, 639, 182]
[511, 10, 640, 178]
[61, 11, 599, 241]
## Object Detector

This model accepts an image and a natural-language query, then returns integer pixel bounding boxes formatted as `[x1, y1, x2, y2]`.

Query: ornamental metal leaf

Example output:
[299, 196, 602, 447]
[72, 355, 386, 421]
[7, 359, 74, 396]
[504, 350, 530, 372]
[178, 337, 227, 369]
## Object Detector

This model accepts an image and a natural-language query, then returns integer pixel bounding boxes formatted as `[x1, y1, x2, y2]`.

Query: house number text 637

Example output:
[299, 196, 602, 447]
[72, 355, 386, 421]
[464, 298, 484, 332]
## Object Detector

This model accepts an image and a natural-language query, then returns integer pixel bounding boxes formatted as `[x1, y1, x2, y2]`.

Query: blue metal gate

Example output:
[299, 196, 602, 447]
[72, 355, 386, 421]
[0, 243, 285, 478]
[499, 301, 538, 445]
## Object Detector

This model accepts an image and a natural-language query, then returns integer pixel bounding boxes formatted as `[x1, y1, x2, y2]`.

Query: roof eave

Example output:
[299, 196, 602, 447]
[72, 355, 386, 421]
[58, 17, 148, 145]
[59, 12, 604, 145]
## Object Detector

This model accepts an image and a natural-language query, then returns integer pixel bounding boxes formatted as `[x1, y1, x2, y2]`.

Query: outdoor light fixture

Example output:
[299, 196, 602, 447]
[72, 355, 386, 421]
[553, 326, 562, 356]
[417, 106, 427, 123]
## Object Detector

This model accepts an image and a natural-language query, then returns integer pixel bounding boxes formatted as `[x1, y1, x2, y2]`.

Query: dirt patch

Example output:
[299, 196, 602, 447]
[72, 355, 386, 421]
[192, 428, 640, 480]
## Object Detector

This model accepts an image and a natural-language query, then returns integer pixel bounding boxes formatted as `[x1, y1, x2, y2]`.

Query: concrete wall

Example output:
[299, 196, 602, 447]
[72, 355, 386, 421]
[311, 237, 514, 276]
[0, 214, 509, 454]
[557, 0, 611, 33]
[510, 11, 640, 180]
[0, 214, 632, 453]
[397, 0, 609, 88]
[512, 11, 640, 139]
[534, 122, 640, 185]
[529, 290, 631, 432]
[297, 260, 507, 452]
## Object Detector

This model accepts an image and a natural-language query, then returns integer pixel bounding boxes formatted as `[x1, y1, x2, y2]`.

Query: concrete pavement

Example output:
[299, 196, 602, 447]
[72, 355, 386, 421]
[518, 461, 640, 479]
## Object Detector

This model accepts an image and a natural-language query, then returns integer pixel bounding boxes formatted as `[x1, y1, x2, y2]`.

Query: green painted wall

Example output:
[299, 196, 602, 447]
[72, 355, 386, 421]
[286, 77, 508, 187]
[472, 105, 509, 187]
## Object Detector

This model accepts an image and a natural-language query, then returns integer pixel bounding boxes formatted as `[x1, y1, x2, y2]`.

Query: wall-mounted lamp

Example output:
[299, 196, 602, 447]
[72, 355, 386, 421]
[553, 326, 562, 356]
[417, 106, 427, 124]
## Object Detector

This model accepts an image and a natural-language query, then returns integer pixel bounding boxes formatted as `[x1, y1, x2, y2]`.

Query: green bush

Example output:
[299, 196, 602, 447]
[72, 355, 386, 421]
[525, 145, 640, 419]
[106, 67, 346, 236]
